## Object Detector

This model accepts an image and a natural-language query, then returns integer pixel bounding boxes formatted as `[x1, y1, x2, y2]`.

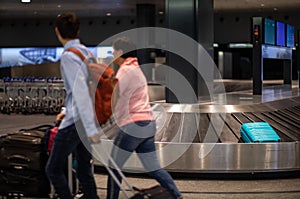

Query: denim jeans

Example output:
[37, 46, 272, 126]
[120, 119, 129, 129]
[106, 120, 182, 199]
[45, 122, 98, 199]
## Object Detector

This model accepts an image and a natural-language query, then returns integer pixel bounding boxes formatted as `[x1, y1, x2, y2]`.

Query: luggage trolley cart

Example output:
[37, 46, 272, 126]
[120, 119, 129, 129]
[30, 80, 46, 114]
[50, 80, 65, 114]
[0, 79, 5, 112]
[43, 80, 64, 115]
[1, 80, 18, 114]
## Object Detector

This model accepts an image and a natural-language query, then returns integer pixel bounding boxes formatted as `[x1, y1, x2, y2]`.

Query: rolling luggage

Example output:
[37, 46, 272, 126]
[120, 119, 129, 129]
[97, 143, 175, 199]
[0, 124, 52, 198]
[0, 125, 51, 170]
[240, 122, 280, 143]
[0, 168, 50, 198]
[0, 123, 79, 198]
[131, 185, 174, 199]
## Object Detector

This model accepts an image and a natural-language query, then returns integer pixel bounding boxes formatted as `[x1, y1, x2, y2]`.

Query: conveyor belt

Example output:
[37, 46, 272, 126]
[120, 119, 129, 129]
[101, 102, 300, 144]
[1, 96, 299, 173]
[94, 96, 300, 173]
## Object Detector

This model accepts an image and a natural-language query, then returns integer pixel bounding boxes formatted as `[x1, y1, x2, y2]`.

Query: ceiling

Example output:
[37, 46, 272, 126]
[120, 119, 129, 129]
[0, 0, 300, 19]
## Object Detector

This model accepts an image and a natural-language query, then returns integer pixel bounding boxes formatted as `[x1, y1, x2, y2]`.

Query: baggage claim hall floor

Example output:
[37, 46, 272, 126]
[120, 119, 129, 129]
[1, 80, 300, 199]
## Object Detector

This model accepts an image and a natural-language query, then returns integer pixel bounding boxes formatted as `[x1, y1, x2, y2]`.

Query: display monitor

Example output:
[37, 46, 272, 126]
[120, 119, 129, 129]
[0, 46, 114, 68]
[0, 47, 63, 68]
[286, 24, 295, 48]
[276, 21, 286, 46]
[95, 46, 113, 58]
[263, 18, 275, 45]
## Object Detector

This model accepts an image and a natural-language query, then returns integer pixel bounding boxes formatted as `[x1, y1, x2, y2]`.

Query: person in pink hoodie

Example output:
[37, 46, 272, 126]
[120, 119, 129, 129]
[106, 37, 183, 199]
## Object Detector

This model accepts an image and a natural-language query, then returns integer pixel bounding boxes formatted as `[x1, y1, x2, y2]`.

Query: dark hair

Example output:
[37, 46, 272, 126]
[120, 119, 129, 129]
[112, 37, 137, 58]
[56, 12, 80, 39]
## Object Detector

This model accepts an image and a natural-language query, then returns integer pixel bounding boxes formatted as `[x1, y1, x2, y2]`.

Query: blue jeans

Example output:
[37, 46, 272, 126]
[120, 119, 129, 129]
[106, 120, 182, 199]
[45, 122, 98, 199]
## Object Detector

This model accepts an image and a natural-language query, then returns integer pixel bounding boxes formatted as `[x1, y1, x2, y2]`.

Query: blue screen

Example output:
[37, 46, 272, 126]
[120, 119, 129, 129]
[264, 18, 275, 45]
[286, 24, 295, 48]
[276, 21, 285, 46]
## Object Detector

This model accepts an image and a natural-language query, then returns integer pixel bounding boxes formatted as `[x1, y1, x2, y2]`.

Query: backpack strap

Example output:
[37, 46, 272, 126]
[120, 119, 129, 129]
[66, 47, 95, 87]
[67, 47, 114, 78]
[66, 47, 86, 62]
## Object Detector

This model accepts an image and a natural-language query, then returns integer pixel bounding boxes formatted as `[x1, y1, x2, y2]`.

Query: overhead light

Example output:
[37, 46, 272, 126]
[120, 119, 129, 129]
[106, 12, 112, 16]
[21, 0, 31, 3]
[158, 11, 164, 15]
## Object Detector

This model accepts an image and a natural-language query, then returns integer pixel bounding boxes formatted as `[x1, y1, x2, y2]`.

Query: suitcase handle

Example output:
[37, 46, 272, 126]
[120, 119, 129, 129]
[94, 143, 136, 199]
[19, 124, 53, 132]
[7, 154, 31, 163]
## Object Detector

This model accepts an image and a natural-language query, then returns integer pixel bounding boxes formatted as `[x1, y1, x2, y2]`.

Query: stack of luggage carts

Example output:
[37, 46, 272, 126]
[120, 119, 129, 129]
[0, 77, 65, 115]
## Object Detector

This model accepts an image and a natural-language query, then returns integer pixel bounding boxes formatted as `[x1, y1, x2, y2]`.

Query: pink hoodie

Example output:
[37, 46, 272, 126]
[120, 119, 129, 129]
[113, 57, 154, 127]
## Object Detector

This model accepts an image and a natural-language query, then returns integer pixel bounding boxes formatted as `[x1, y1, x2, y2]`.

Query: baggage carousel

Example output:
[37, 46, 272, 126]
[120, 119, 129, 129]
[93, 84, 300, 174]
[1, 82, 299, 174]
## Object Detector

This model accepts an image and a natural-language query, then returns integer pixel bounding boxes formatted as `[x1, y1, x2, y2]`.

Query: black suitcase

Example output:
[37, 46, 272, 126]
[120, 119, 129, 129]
[0, 168, 50, 198]
[0, 124, 52, 198]
[131, 185, 174, 199]
[0, 124, 52, 171]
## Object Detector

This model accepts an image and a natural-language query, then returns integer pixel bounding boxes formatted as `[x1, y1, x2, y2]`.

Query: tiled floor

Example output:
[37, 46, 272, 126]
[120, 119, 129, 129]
[93, 172, 300, 199]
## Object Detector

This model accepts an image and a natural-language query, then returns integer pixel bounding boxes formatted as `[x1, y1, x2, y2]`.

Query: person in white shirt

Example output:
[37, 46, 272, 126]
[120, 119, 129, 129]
[45, 12, 100, 199]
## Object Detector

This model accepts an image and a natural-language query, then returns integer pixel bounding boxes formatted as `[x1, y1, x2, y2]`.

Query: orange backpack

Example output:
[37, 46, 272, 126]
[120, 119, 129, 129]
[67, 48, 118, 124]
